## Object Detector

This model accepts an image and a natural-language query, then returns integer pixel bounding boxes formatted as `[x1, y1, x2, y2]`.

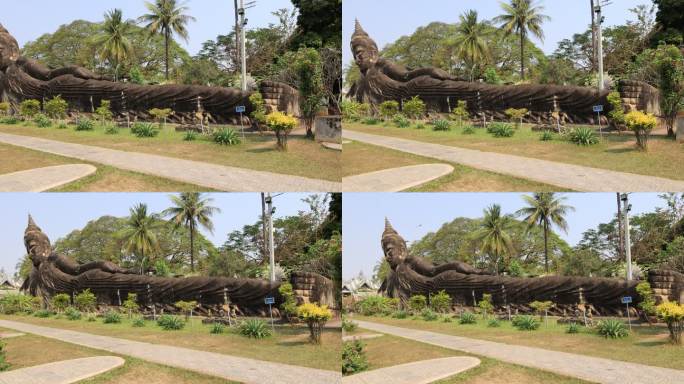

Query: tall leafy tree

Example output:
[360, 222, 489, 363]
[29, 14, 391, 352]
[516, 193, 574, 273]
[494, 0, 550, 80]
[138, 0, 196, 80]
[121, 204, 160, 274]
[453, 10, 490, 81]
[96, 9, 135, 81]
[475, 204, 514, 274]
[163, 193, 220, 272]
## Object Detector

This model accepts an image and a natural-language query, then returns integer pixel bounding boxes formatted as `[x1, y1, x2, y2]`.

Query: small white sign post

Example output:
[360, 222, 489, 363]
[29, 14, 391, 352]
[265, 296, 275, 332]
[593, 105, 604, 140]
[622, 296, 632, 331]
[236, 105, 246, 140]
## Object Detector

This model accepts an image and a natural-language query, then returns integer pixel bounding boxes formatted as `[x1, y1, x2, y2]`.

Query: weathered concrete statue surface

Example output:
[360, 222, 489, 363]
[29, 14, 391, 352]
[22, 215, 282, 315]
[349, 20, 659, 125]
[380, 219, 684, 314]
[0, 23, 298, 124]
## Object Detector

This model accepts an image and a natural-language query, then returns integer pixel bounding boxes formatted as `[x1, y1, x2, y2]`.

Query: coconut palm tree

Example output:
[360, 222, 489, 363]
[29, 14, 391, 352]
[97, 9, 134, 81]
[138, 0, 196, 80]
[493, 0, 550, 80]
[454, 10, 490, 81]
[163, 193, 220, 272]
[516, 193, 574, 273]
[122, 203, 160, 274]
[476, 204, 514, 274]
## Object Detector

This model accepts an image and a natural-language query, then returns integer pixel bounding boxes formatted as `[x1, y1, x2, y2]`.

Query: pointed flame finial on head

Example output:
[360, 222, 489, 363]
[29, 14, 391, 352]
[383, 217, 398, 237]
[26, 214, 40, 232]
[354, 19, 368, 37]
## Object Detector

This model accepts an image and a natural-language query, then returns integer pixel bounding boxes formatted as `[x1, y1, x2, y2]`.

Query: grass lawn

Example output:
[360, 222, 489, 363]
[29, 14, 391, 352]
[0, 122, 340, 181]
[0, 143, 210, 192]
[353, 314, 683, 370]
[350, 329, 588, 384]
[343, 141, 566, 192]
[345, 121, 684, 181]
[0, 330, 237, 383]
[1, 314, 340, 371]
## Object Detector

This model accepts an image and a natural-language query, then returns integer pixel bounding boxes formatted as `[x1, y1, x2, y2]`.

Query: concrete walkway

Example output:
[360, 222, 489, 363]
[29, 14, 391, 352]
[341, 333, 383, 342]
[0, 133, 341, 192]
[343, 164, 454, 192]
[344, 130, 684, 192]
[0, 332, 24, 339]
[0, 320, 339, 384]
[0, 164, 96, 192]
[356, 320, 684, 384]
[0, 356, 124, 384]
[342, 357, 480, 384]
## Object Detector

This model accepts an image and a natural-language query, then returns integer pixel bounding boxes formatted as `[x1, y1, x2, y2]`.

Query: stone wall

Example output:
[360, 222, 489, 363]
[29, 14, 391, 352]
[618, 80, 660, 115]
[260, 80, 300, 117]
[291, 271, 337, 309]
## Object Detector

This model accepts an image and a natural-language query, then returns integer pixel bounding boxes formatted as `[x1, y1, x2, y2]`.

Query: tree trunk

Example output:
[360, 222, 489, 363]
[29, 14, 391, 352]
[164, 31, 170, 81]
[520, 32, 525, 81]
[190, 221, 195, 272]
[140, 248, 145, 275]
[543, 221, 549, 273]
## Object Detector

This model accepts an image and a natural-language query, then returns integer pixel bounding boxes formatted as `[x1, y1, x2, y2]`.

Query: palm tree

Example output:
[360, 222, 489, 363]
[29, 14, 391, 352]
[122, 203, 160, 274]
[475, 204, 514, 274]
[138, 0, 196, 80]
[516, 193, 574, 273]
[163, 193, 220, 272]
[454, 10, 490, 81]
[97, 9, 134, 81]
[493, 0, 550, 80]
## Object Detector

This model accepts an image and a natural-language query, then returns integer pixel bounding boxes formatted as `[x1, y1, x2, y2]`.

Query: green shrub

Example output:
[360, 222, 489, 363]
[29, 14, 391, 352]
[75, 118, 95, 131]
[0, 117, 19, 125]
[607, 91, 625, 128]
[462, 126, 475, 134]
[393, 114, 411, 128]
[65, 307, 82, 320]
[0, 340, 9, 371]
[342, 317, 358, 332]
[57, 122, 68, 129]
[459, 312, 477, 324]
[74, 289, 97, 313]
[363, 117, 381, 125]
[415, 123, 426, 130]
[44, 96, 68, 122]
[132, 318, 146, 327]
[183, 130, 197, 141]
[430, 290, 452, 313]
[596, 319, 628, 339]
[441, 315, 453, 323]
[421, 308, 438, 321]
[131, 122, 160, 138]
[450, 100, 469, 127]
[175, 300, 197, 320]
[0, 101, 10, 116]
[239, 319, 271, 339]
[34, 114, 52, 128]
[636, 282, 657, 317]
[342, 340, 369, 375]
[103, 310, 122, 324]
[432, 119, 451, 131]
[95, 100, 113, 125]
[278, 282, 298, 320]
[122, 293, 139, 319]
[568, 127, 599, 146]
[212, 128, 241, 145]
[51, 294, 70, 313]
[86, 315, 97, 322]
[402, 96, 426, 120]
[20, 99, 41, 119]
[489, 123, 515, 138]
[379, 101, 399, 120]
[34, 309, 52, 318]
[512, 315, 540, 331]
[157, 314, 185, 330]
[566, 323, 580, 334]
[210, 322, 225, 334]
[341, 100, 369, 122]
[540, 130, 554, 141]
[355, 296, 397, 316]
[488, 318, 501, 327]
[505, 108, 528, 129]
[392, 310, 408, 319]
[478, 294, 495, 319]
[408, 295, 427, 314]
[0, 293, 39, 314]
[104, 124, 119, 135]
[148, 108, 173, 128]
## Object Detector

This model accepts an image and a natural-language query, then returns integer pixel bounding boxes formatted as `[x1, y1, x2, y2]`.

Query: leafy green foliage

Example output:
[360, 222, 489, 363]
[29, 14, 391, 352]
[489, 123, 515, 137]
[568, 127, 599, 146]
[249, 92, 267, 126]
[175, 300, 197, 319]
[103, 310, 122, 324]
[75, 118, 95, 131]
[529, 301, 553, 319]
[293, 48, 324, 136]
[20, 100, 41, 119]
[540, 130, 554, 141]
[393, 114, 410, 128]
[131, 122, 160, 138]
[379, 101, 399, 120]
[239, 319, 271, 339]
[566, 323, 580, 334]
[279, 282, 298, 320]
[148, 108, 173, 128]
[430, 290, 452, 313]
[462, 126, 475, 134]
[51, 294, 71, 313]
[478, 294, 494, 318]
[0, 341, 9, 371]
[596, 319, 628, 338]
[183, 130, 197, 141]
[362, 117, 380, 125]
[408, 295, 427, 314]
[450, 100, 469, 126]
[342, 317, 358, 332]
[34, 114, 52, 128]
[504, 108, 528, 129]
[0, 117, 19, 125]
[392, 310, 409, 319]
[34, 310, 53, 318]
[607, 92, 625, 128]
[0, 102, 9, 116]
[44, 96, 68, 121]
[342, 340, 368, 376]
[636, 282, 657, 316]
[122, 293, 139, 318]
[210, 322, 225, 334]
[104, 124, 119, 135]
[355, 296, 397, 316]
[402, 96, 426, 120]
[132, 317, 146, 327]
[488, 318, 501, 327]
[95, 100, 113, 124]
[212, 127, 241, 145]
[421, 308, 438, 321]
[512, 315, 540, 331]
[432, 119, 451, 131]
[459, 312, 477, 324]
[341, 100, 370, 122]
[65, 307, 82, 320]
[654, 45, 684, 135]
[157, 315, 185, 330]
[0, 293, 39, 315]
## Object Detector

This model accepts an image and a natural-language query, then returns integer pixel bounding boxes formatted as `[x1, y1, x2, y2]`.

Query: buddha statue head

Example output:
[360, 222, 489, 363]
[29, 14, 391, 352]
[24, 215, 52, 267]
[350, 20, 379, 74]
[0, 23, 20, 70]
[381, 218, 408, 269]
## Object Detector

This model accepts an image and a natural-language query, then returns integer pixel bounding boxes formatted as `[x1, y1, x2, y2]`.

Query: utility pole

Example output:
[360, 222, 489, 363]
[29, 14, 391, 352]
[621, 194, 633, 281]
[261, 193, 268, 261]
[234, 0, 240, 73]
[594, 1, 611, 91]
[616, 193, 623, 263]
[237, 1, 255, 91]
[265, 193, 275, 283]
[590, 0, 597, 71]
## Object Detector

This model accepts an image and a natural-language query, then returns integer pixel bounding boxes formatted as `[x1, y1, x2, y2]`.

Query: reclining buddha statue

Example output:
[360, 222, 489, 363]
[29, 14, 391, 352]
[380, 219, 684, 314]
[21, 215, 282, 315]
[348, 20, 660, 125]
[0, 23, 298, 124]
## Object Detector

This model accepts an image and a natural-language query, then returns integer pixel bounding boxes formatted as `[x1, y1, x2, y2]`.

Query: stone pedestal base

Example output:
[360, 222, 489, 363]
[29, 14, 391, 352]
[315, 115, 342, 143]
[677, 112, 684, 143]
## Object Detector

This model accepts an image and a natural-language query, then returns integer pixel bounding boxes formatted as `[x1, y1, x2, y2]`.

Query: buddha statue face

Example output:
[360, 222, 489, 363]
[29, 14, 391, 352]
[24, 215, 51, 267]
[381, 219, 408, 269]
[0, 23, 20, 69]
[351, 20, 379, 74]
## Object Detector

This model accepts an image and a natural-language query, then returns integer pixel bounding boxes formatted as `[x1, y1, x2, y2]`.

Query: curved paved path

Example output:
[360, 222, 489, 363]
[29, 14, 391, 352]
[343, 164, 454, 192]
[344, 130, 684, 192]
[0, 133, 341, 192]
[0, 356, 124, 384]
[342, 356, 480, 384]
[356, 320, 684, 384]
[0, 164, 96, 192]
[0, 320, 339, 384]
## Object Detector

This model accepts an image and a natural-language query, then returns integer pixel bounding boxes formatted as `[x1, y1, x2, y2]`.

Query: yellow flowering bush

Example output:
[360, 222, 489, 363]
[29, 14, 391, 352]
[656, 301, 684, 345]
[266, 111, 298, 150]
[297, 302, 333, 344]
[505, 108, 529, 129]
[625, 110, 657, 150]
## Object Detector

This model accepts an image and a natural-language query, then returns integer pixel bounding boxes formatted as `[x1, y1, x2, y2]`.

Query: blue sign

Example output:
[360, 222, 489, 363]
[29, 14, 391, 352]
[621, 296, 632, 304]
[264, 296, 275, 305]
[593, 105, 604, 113]
[235, 106, 246, 113]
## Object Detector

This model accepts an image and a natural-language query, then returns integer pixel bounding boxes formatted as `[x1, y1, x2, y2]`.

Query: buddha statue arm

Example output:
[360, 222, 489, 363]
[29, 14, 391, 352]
[51, 253, 136, 276]
[15, 57, 108, 81]
[377, 58, 459, 83]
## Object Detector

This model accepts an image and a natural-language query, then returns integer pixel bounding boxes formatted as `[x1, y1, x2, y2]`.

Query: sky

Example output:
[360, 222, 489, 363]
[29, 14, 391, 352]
[1, 0, 294, 55]
[0, 192, 322, 276]
[342, 0, 652, 67]
[342, 193, 669, 280]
